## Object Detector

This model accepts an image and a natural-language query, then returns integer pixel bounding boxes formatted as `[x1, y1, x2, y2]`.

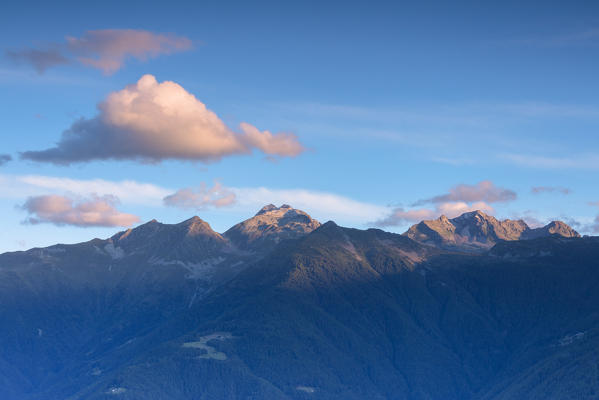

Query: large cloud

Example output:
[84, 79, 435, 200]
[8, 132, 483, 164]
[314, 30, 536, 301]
[6, 29, 192, 74]
[21, 75, 305, 164]
[164, 182, 236, 210]
[20, 195, 139, 227]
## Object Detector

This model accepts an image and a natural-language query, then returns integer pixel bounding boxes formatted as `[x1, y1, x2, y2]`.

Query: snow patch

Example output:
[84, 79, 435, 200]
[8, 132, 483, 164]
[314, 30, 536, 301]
[106, 387, 127, 395]
[104, 243, 125, 259]
[150, 257, 225, 280]
[183, 332, 232, 360]
[558, 331, 585, 346]
[296, 386, 316, 393]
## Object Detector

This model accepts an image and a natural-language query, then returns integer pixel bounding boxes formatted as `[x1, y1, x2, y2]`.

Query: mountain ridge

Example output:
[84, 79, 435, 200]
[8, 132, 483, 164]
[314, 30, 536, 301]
[404, 210, 580, 252]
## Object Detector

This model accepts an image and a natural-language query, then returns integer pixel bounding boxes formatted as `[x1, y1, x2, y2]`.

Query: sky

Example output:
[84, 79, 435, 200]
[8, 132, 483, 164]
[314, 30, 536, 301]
[0, 0, 598, 253]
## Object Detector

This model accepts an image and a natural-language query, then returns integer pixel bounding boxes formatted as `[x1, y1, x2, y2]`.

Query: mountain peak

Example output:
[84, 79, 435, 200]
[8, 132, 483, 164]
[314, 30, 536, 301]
[225, 205, 321, 251]
[178, 216, 215, 236]
[405, 211, 579, 252]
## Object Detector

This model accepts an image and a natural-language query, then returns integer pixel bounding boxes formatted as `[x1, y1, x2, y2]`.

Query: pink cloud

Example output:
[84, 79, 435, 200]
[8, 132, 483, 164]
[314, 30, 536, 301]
[375, 201, 495, 227]
[164, 182, 237, 210]
[21, 75, 305, 164]
[6, 29, 192, 74]
[21, 195, 139, 227]
[66, 29, 192, 75]
[414, 180, 516, 205]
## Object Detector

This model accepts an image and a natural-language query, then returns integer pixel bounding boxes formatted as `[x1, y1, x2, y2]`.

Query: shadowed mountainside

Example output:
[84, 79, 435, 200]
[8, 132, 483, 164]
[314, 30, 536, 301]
[0, 207, 597, 400]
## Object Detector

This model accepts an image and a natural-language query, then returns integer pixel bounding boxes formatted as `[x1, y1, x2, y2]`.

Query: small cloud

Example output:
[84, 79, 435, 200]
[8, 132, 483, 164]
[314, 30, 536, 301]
[20, 194, 139, 227]
[502, 153, 599, 169]
[21, 75, 304, 164]
[65, 29, 192, 75]
[589, 201, 599, 208]
[414, 180, 516, 206]
[5, 48, 70, 73]
[164, 182, 236, 210]
[584, 216, 599, 234]
[0, 154, 12, 166]
[6, 29, 192, 75]
[531, 186, 571, 195]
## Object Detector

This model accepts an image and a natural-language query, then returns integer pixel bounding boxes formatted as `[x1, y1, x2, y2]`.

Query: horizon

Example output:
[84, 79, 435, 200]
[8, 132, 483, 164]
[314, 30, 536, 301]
[1, 0, 599, 253]
[4, 204, 588, 254]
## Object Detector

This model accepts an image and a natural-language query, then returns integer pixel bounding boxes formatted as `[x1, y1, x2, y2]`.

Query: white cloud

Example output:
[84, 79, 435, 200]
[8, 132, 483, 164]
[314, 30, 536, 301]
[230, 187, 388, 223]
[21, 75, 305, 164]
[0, 174, 170, 206]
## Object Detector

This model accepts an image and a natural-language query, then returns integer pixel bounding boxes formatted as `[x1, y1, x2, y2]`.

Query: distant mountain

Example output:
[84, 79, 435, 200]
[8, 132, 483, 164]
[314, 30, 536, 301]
[404, 210, 580, 252]
[0, 206, 597, 400]
[224, 204, 321, 251]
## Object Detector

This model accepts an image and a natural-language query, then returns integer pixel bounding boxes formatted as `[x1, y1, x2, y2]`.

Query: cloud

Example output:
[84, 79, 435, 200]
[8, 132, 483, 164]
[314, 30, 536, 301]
[5, 48, 69, 73]
[531, 186, 571, 195]
[231, 187, 388, 223]
[164, 182, 236, 210]
[0, 154, 11, 166]
[374, 180, 512, 227]
[20, 194, 139, 227]
[375, 201, 495, 227]
[414, 180, 516, 206]
[6, 29, 192, 74]
[502, 153, 599, 169]
[11, 174, 171, 205]
[583, 216, 599, 234]
[21, 75, 305, 164]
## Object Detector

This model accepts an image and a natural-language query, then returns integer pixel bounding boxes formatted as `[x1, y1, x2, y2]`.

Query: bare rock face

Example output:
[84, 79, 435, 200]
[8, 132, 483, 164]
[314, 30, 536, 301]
[405, 210, 580, 252]
[522, 220, 581, 240]
[224, 204, 321, 251]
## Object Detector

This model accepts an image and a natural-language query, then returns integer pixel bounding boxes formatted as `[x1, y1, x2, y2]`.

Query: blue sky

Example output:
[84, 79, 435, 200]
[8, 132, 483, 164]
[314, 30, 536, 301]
[0, 0, 598, 252]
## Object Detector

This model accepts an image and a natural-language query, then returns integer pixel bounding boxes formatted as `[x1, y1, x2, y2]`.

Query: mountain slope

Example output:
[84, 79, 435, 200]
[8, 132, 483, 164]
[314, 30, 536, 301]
[0, 210, 597, 399]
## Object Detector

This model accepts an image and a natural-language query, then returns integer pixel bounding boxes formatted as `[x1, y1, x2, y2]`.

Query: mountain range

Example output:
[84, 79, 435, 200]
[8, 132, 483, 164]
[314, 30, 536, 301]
[0, 205, 596, 400]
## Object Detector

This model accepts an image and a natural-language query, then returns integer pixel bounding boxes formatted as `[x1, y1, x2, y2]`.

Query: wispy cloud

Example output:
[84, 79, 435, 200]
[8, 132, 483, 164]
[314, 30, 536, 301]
[6, 29, 192, 74]
[531, 186, 571, 195]
[21, 75, 304, 164]
[20, 194, 139, 227]
[0, 174, 170, 206]
[232, 187, 388, 224]
[413, 180, 516, 206]
[502, 154, 599, 169]
[0, 173, 387, 226]
[164, 182, 236, 210]
[0, 154, 11, 166]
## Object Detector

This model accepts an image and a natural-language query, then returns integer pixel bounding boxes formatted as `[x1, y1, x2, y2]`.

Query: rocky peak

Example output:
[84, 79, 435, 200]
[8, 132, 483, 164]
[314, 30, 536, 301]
[178, 216, 217, 237]
[404, 210, 579, 253]
[523, 220, 581, 240]
[224, 204, 321, 251]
